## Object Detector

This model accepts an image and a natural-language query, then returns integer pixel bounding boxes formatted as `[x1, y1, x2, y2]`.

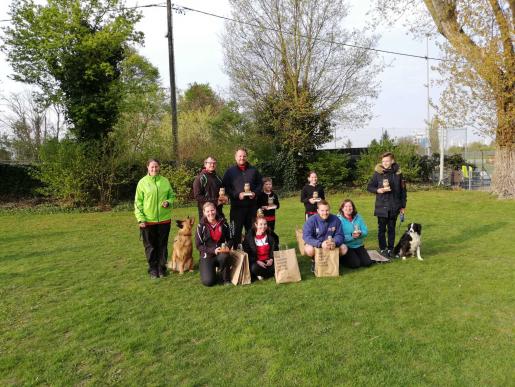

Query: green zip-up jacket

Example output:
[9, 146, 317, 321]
[134, 174, 175, 223]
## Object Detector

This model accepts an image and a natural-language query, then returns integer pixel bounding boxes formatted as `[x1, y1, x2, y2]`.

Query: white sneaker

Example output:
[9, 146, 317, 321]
[257, 276, 264, 281]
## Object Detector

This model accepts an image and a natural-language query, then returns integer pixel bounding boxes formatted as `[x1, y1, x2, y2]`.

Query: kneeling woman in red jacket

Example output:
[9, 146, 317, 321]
[243, 214, 279, 281]
[195, 202, 233, 286]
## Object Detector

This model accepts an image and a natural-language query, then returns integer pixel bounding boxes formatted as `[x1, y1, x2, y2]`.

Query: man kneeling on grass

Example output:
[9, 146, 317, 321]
[302, 200, 348, 272]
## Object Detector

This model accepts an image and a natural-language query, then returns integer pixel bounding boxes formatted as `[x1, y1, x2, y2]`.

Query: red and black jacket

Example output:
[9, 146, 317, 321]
[195, 217, 232, 259]
[242, 229, 279, 264]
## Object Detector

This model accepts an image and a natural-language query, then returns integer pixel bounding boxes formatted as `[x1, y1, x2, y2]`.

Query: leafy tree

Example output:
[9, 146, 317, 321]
[223, 0, 382, 190]
[2, 0, 143, 141]
[307, 152, 350, 190]
[374, 0, 515, 197]
[355, 136, 421, 187]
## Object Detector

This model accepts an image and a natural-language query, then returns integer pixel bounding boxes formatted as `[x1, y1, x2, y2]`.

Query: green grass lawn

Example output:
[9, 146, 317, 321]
[1, 191, 514, 385]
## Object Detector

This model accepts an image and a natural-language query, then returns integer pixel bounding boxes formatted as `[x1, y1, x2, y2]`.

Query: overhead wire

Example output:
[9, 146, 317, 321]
[0, 2, 448, 62]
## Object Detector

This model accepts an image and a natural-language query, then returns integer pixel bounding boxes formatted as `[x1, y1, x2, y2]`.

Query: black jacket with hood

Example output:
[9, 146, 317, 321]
[242, 229, 279, 264]
[367, 162, 407, 218]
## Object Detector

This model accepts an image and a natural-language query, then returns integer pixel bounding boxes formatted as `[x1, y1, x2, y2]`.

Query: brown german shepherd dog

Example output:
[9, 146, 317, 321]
[167, 217, 195, 274]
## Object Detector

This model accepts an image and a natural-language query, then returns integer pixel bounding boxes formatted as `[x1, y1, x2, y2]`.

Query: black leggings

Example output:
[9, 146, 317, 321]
[199, 253, 231, 287]
[250, 261, 275, 279]
[230, 205, 256, 246]
[377, 214, 398, 250]
[140, 222, 171, 274]
[340, 246, 373, 268]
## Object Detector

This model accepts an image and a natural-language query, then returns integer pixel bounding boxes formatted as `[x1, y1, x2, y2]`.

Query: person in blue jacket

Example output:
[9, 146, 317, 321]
[302, 200, 347, 272]
[337, 199, 373, 269]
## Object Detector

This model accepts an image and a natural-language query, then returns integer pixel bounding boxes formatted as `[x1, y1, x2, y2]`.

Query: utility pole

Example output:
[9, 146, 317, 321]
[166, 0, 179, 162]
[425, 34, 431, 156]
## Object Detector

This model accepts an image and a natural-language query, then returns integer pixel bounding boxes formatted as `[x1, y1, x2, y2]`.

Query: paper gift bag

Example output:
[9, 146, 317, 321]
[314, 248, 340, 277]
[230, 250, 251, 285]
[274, 248, 302, 284]
[295, 227, 306, 256]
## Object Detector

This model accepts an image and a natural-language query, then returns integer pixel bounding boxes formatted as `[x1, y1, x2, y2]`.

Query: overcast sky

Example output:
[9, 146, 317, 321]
[0, 0, 483, 147]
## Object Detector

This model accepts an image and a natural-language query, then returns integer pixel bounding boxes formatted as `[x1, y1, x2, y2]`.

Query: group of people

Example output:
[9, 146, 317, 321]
[134, 149, 407, 286]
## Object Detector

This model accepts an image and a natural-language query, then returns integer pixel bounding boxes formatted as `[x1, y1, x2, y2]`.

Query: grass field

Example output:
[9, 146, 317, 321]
[1, 190, 514, 385]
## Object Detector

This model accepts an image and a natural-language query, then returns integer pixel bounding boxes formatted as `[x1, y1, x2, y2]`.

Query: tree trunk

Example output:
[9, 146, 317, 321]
[492, 146, 515, 198]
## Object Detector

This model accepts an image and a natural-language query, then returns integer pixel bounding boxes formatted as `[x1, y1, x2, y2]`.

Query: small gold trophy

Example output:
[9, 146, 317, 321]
[220, 242, 229, 253]
[219, 187, 226, 202]
[243, 182, 252, 197]
[353, 223, 361, 235]
[257, 208, 264, 217]
[382, 179, 391, 192]
[313, 191, 320, 202]
[267, 195, 274, 208]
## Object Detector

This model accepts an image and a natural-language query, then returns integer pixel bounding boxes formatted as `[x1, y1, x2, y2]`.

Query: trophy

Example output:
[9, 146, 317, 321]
[267, 195, 275, 209]
[353, 223, 361, 235]
[218, 187, 226, 203]
[312, 191, 321, 202]
[257, 208, 264, 217]
[382, 179, 391, 192]
[326, 235, 334, 249]
[243, 182, 252, 197]
[220, 242, 230, 253]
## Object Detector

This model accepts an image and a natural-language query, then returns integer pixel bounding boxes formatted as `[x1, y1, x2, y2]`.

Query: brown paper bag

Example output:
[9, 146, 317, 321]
[314, 247, 340, 277]
[230, 250, 251, 285]
[274, 248, 301, 284]
[295, 227, 306, 256]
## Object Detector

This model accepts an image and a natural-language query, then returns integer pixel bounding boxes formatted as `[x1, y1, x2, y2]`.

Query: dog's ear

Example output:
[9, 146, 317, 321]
[190, 217, 195, 226]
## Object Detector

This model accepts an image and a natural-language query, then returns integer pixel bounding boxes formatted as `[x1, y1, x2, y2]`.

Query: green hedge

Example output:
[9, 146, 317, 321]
[0, 163, 42, 198]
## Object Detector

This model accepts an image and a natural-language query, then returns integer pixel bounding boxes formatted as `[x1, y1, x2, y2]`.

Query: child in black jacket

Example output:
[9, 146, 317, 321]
[300, 171, 325, 220]
[367, 152, 407, 257]
[257, 177, 280, 231]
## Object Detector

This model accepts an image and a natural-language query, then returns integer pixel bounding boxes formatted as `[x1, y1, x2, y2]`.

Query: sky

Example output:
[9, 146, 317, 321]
[0, 0, 484, 148]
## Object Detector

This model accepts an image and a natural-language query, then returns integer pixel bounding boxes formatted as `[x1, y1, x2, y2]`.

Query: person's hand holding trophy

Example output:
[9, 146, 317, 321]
[382, 178, 391, 192]
[310, 190, 321, 204]
[352, 223, 361, 238]
[218, 187, 228, 205]
[267, 195, 276, 210]
[219, 242, 230, 253]
[322, 235, 335, 250]
[239, 182, 254, 199]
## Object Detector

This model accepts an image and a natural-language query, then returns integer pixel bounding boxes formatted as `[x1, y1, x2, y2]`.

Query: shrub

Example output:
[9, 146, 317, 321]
[355, 137, 421, 188]
[160, 163, 196, 205]
[34, 139, 92, 206]
[307, 152, 350, 190]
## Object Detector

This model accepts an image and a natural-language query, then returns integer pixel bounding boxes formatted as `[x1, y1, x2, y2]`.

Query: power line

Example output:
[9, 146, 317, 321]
[1, 1, 450, 62]
[171, 3, 448, 62]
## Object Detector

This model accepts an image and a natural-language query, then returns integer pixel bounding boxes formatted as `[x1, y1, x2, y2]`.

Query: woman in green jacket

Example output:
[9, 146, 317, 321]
[134, 159, 175, 279]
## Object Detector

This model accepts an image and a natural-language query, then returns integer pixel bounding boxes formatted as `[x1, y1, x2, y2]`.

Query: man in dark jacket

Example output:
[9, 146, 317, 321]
[367, 152, 407, 257]
[302, 200, 347, 272]
[222, 148, 263, 246]
[193, 156, 227, 221]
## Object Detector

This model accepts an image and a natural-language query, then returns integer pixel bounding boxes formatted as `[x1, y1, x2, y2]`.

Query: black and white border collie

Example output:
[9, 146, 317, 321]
[393, 223, 423, 261]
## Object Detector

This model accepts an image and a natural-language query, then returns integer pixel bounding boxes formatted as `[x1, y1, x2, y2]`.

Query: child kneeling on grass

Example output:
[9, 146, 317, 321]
[243, 214, 279, 281]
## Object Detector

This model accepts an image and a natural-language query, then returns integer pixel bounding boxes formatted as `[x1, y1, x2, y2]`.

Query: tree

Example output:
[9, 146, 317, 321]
[223, 0, 381, 189]
[0, 91, 63, 161]
[2, 0, 143, 141]
[375, 0, 515, 197]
